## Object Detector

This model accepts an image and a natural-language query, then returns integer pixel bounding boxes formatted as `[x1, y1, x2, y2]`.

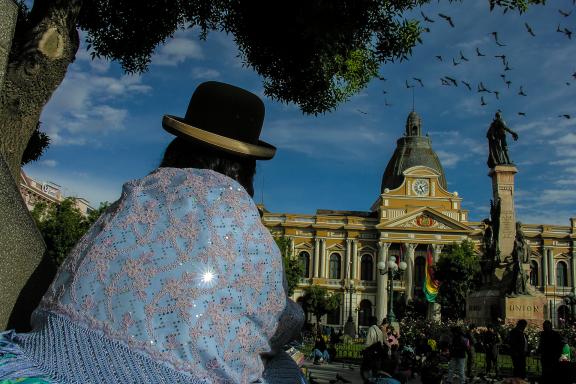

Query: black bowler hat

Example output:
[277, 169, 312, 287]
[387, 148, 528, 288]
[162, 81, 276, 160]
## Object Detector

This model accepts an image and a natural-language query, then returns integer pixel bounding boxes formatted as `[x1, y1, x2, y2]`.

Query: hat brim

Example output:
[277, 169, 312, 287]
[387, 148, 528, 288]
[162, 115, 276, 160]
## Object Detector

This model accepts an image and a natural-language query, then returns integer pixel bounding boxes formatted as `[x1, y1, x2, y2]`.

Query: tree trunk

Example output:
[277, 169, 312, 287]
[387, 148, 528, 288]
[0, 0, 82, 330]
[0, 0, 82, 179]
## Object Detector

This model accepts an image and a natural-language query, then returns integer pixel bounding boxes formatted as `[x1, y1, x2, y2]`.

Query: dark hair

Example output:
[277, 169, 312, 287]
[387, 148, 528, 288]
[517, 319, 528, 328]
[160, 138, 256, 196]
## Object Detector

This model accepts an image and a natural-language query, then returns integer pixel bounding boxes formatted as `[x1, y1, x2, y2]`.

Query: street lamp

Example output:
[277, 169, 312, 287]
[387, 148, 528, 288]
[378, 256, 407, 323]
[344, 283, 356, 337]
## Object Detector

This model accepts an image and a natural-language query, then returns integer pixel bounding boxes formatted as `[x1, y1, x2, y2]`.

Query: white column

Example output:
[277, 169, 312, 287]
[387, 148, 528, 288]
[320, 239, 326, 278]
[314, 238, 320, 278]
[376, 242, 390, 323]
[405, 243, 417, 302]
[542, 246, 548, 286]
[289, 237, 295, 258]
[548, 248, 556, 286]
[572, 248, 576, 294]
[351, 240, 358, 281]
[345, 239, 352, 281]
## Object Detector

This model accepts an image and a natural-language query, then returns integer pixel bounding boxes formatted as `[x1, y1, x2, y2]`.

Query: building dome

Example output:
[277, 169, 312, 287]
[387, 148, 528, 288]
[380, 111, 447, 192]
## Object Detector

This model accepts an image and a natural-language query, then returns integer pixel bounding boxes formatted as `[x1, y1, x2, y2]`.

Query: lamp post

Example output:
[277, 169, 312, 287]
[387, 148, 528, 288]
[344, 282, 356, 337]
[378, 256, 407, 323]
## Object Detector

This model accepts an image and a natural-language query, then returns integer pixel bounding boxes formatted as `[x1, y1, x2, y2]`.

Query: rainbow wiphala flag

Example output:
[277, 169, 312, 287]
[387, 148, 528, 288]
[423, 246, 440, 302]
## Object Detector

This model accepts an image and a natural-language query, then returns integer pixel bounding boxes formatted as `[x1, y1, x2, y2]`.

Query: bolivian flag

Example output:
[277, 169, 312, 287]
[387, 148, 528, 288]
[424, 246, 440, 302]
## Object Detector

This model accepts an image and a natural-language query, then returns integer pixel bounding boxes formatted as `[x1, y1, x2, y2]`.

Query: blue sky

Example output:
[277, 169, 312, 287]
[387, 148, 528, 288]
[24, 0, 575, 226]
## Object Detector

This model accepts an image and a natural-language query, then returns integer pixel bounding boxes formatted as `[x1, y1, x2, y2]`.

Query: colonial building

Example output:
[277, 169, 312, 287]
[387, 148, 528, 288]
[261, 111, 576, 330]
[20, 170, 94, 217]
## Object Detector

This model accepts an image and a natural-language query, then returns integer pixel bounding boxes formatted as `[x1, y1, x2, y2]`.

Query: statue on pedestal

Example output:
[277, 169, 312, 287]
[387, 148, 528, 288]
[487, 112, 519, 168]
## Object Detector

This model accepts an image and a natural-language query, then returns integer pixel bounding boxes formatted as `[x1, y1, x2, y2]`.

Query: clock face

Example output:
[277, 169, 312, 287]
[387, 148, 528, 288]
[412, 178, 429, 196]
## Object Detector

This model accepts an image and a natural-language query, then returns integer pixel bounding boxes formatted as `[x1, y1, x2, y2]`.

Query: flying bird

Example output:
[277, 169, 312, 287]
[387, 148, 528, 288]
[384, 99, 392, 107]
[491, 32, 506, 46]
[438, 13, 455, 27]
[504, 62, 512, 71]
[476, 47, 486, 57]
[478, 82, 492, 93]
[524, 22, 535, 37]
[405, 80, 414, 89]
[518, 86, 527, 96]
[459, 51, 469, 62]
[421, 11, 435, 22]
[377, 76, 387, 81]
[505, 80, 512, 88]
[559, 114, 571, 119]
[435, 55, 443, 62]
[461, 80, 472, 90]
[572, 71, 576, 79]
[445, 76, 458, 86]
[557, 24, 563, 33]
[356, 109, 368, 115]
[494, 91, 500, 100]
[413, 77, 424, 87]
[563, 28, 573, 40]
[452, 58, 460, 66]
[494, 54, 507, 65]
[518, 112, 526, 116]
[441, 78, 450, 86]
[481, 96, 487, 106]
[559, 9, 572, 17]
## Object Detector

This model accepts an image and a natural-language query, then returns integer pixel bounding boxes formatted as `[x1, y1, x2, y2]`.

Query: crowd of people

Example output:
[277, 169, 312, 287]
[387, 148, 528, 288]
[308, 317, 576, 384]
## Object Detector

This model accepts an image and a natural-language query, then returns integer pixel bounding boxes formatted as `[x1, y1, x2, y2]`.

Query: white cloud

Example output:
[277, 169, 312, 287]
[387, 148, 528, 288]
[191, 67, 221, 80]
[436, 150, 461, 168]
[41, 69, 151, 145]
[152, 38, 204, 66]
[550, 133, 576, 146]
[39, 159, 58, 167]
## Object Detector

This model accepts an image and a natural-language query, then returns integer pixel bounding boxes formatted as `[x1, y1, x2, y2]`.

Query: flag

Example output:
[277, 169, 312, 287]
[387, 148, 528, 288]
[424, 245, 440, 302]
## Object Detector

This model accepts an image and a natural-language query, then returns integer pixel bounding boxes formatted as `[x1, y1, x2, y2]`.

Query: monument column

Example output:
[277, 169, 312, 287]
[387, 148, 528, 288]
[351, 240, 358, 280]
[376, 241, 391, 323]
[313, 238, 320, 278]
[489, 165, 518, 257]
[405, 243, 417, 302]
[289, 237, 295, 258]
[548, 248, 556, 286]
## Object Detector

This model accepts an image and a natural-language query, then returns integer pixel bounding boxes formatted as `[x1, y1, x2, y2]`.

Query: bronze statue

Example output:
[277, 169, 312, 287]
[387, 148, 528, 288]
[508, 222, 530, 296]
[487, 111, 519, 168]
[489, 197, 501, 264]
[480, 218, 495, 284]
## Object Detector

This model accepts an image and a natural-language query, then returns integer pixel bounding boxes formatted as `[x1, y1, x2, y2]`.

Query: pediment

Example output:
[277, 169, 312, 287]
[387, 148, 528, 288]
[327, 243, 345, 251]
[377, 207, 472, 231]
[296, 242, 312, 250]
[402, 166, 441, 177]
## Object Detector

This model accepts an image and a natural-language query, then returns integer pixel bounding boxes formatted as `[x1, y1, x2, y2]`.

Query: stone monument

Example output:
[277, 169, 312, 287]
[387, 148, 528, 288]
[467, 112, 547, 326]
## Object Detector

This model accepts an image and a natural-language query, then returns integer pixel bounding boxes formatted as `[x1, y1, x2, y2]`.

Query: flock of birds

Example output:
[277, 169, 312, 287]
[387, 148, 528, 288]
[362, 4, 575, 121]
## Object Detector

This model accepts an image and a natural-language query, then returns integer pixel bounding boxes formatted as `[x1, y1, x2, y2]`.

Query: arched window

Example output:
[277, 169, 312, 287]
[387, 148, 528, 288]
[299, 251, 310, 278]
[326, 305, 341, 325]
[329, 253, 342, 279]
[358, 299, 372, 326]
[558, 305, 570, 326]
[415, 257, 426, 289]
[529, 260, 539, 286]
[361, 254, 374, 281]
[557, 261, 568, 287]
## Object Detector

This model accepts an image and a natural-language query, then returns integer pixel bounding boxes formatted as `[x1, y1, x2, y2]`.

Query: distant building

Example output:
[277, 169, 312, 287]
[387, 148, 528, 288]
[261, 111, 576, 330]
[19, 170, 94, 217]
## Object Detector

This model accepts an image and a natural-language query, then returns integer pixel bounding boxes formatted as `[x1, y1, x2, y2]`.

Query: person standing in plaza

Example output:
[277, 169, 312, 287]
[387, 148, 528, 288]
[483, 323, 501, 377]
[465, 324, 477, 379]
[537, 320, 564, 383]
[447, 326, 468, 384]
[508, 319, 529, 379]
